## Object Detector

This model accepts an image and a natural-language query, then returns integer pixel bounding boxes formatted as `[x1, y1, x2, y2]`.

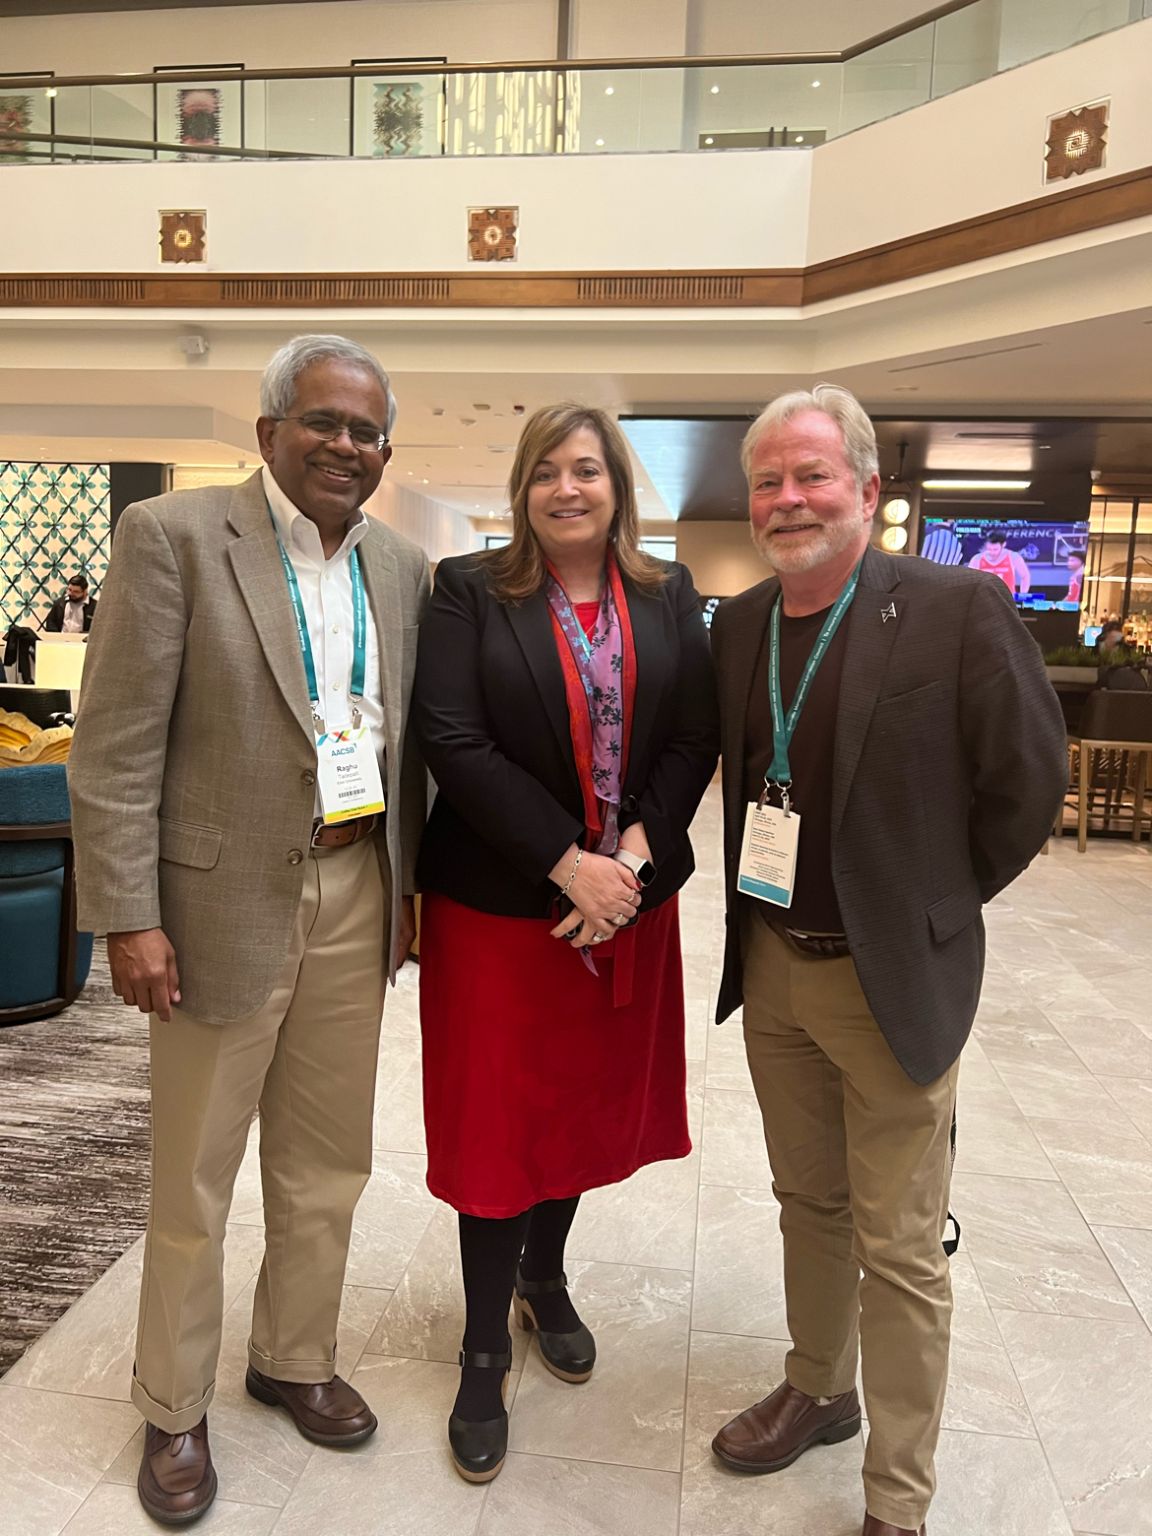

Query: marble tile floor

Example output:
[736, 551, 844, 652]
[4, 788, 1152, 1535]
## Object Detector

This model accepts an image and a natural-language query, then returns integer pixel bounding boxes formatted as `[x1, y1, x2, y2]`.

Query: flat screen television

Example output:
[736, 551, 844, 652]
[918, 516, 1089, 612]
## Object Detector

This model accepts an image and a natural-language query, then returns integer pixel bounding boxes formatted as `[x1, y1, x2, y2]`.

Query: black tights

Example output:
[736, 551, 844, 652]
[454, 1196, 580, 1420]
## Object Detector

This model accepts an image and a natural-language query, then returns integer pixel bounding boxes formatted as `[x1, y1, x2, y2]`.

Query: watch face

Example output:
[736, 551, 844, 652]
[635, 860, 656, 887]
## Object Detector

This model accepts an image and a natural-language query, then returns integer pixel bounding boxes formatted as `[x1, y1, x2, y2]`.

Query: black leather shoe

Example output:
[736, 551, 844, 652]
[448, 1344, 512, 1483]
[514, 1269, 596, 1383]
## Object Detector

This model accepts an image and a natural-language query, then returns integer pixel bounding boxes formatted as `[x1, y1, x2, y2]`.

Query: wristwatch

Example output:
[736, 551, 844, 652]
[614, 848, 656, 887]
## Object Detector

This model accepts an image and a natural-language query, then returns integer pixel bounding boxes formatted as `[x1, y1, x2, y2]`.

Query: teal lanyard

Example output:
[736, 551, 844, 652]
[270, 509, 367, 730]
[766, 562, 861, 799]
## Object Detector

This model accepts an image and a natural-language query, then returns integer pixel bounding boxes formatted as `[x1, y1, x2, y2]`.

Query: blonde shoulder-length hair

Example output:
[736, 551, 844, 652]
[483, 403, 668, 603]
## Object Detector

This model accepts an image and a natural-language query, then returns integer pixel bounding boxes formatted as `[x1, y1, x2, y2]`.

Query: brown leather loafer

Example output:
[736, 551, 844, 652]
[137, 1416, 216, 1525]
[245, 1366, 377, 1445]
[862, 1519, 926, 1536]
[712, 1379, 861, 1473]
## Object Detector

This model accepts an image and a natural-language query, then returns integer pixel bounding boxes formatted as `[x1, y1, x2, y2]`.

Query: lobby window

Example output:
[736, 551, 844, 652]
[484, 535, 512, 549]
[640, 536, 676, 561]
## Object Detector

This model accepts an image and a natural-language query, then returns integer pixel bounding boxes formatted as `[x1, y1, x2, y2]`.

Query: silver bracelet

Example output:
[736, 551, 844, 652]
[559, 848, 583, 898]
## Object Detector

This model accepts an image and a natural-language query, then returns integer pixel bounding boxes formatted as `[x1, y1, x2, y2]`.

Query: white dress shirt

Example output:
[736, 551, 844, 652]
[62, 600, 86, 633]
[262, 466, 385, 813]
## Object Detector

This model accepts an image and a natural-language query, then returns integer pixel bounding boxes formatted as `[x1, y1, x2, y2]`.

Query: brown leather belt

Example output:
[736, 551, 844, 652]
[310, 814, 379, 849]
[772, 923, 851, 959]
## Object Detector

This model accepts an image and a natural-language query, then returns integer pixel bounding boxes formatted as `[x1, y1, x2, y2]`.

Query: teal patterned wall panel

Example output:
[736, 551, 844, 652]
[0, 462, 111, 630]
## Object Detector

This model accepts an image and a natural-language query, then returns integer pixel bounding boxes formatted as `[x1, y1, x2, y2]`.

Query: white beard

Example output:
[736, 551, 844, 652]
[751, 509, 868, 573]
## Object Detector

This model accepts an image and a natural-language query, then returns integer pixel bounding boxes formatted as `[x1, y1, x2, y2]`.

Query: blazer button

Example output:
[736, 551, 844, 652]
[301, 769, 316, 787]
[287, 848, 304, 865]
[621, 795, 639, 813]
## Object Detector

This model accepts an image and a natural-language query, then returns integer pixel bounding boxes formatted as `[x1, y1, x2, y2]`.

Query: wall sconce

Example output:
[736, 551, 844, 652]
[880, 526, 909, 553]
[882, 497, 911, 525]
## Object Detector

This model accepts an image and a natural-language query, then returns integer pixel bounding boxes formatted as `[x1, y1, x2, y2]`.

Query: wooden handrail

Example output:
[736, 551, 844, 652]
[0, 1, 981, 91]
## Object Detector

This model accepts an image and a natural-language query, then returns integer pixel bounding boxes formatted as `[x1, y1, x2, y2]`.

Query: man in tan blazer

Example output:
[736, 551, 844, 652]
[68, 335, 429, 1524]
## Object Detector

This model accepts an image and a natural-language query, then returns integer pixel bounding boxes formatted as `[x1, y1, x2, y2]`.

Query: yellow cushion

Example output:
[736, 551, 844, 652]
[0, 710, 73, 767]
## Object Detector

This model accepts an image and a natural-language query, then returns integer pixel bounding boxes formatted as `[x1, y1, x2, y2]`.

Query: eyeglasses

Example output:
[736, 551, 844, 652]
[273, 414, 389, 452]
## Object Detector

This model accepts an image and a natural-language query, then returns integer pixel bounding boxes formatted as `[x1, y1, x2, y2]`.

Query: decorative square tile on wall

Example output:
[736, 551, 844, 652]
[0, 462, 111, 630]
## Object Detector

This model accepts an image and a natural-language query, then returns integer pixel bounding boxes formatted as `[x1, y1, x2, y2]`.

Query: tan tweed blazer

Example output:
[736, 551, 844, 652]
[68, 471, 429, 1023]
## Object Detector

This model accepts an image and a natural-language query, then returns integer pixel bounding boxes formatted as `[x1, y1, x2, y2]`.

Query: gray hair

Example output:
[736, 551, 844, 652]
[260, 334, 398, 435]
[741, 382, 879, 487]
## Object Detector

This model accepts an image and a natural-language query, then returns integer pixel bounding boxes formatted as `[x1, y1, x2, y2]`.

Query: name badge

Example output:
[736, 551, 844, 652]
[315, 726, 385, 824]
[737, 801, 801, 909]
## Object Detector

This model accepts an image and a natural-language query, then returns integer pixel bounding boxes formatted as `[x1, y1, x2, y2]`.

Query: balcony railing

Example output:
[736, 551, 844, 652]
[0, 0, 1148, 165]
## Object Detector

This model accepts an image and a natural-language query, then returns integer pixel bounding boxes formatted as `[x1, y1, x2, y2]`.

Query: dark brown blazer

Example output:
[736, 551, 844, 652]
[711, 545, 1068, 1084]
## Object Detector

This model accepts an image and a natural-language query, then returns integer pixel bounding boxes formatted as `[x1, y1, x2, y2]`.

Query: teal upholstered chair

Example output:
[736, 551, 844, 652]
[0, 763, 93, 1024]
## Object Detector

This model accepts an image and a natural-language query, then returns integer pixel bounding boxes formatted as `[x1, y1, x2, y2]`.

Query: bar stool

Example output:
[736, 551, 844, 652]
[1066, 690, 1152, 851]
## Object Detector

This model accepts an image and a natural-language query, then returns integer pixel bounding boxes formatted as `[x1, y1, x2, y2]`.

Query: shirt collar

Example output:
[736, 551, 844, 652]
[262, 465, 368, 564]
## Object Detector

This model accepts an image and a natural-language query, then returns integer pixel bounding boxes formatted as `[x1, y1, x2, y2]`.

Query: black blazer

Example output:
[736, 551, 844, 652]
[44, 595, 97, 633]
[414, 555, 719, 917]
[711, 546, 1068, 1084]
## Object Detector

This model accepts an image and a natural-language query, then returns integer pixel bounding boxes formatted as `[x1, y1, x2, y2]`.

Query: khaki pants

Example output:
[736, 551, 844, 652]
[741, 913, 959, 1531]
[132, 839, 386, 1433]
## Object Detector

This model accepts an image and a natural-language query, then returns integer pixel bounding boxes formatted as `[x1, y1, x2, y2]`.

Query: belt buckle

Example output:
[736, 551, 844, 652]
[310, 818, 327, 848]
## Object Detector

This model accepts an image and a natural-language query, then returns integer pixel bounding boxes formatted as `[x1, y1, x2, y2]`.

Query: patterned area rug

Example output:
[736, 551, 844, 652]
[0, 942, 151, 1376]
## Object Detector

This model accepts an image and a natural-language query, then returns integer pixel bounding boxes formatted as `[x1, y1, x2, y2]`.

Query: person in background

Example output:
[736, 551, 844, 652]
[413, 403, 718, 1485]
[68, 335, 428, 1525]
[917, 520, 962, 567]
[1096, 619, 1128, 654]
[44, 572, 97, 633]
[708, 384, 1067, 1536]
[967, 528, 1031, 597]
[1063, 550, 1085, 605]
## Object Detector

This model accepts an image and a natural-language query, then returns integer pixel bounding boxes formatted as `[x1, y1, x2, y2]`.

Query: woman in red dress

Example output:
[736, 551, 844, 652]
[412, 404, 718, 1482]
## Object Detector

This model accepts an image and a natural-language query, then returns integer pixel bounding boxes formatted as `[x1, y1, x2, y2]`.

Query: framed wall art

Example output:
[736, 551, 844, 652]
[154, 64, 244, 160]
[350, 57, 446, 158]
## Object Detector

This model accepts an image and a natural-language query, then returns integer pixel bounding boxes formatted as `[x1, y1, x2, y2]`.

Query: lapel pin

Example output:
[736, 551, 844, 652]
[880, 601, 897, 624]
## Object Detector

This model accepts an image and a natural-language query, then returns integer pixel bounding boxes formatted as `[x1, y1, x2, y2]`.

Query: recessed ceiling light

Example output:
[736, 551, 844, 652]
[604, 86, 614, 96]
[421, 477, 429, 484]
[595, 138, 605, 147]
[811, 79, 821, 88]
[710, 85, 720, 95]
[45, 87, 57, 99]
[704, 136, 714, 145]
[795, 135, 804, 143]
[921, 478, 1031, 491]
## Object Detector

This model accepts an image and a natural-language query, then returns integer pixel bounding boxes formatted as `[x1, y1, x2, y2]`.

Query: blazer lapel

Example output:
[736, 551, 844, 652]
[831, 546, 904, 839]
[622, 581, 663, 789]
[506, 591, 575, 771]
[357, 531, 402, 745]
[724, 580, 775, 810]
[225, 473, 314, 746]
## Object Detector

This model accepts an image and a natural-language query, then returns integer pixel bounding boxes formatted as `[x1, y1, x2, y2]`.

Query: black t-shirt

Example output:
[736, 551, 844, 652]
[742, 601, 848, 933]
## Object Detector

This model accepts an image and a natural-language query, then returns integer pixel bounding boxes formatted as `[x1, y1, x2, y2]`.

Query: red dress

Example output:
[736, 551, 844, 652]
[419, 600, 691, 1217]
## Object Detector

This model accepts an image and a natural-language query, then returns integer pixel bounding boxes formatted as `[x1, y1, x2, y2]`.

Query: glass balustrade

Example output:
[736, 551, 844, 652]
[0, 0, 1147, 166]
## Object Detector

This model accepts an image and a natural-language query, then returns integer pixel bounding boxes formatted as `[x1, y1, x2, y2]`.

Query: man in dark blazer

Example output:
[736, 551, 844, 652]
[44, 573, 98, 632]
[708, 385, 1066, 1536]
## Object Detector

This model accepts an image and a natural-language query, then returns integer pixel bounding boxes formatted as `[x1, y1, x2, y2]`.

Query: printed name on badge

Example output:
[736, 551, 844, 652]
[737, 801, 801, 909]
